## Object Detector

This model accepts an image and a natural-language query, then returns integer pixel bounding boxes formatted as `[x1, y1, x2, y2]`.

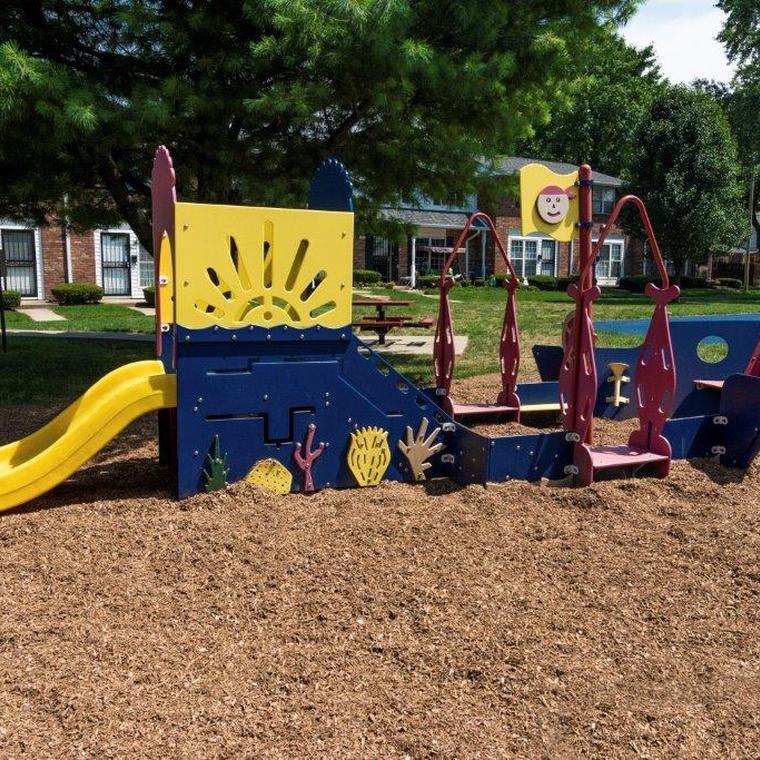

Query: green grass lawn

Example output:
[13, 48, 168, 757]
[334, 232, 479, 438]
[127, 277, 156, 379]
[5, 304, 154, 333]
[0, 338, 153, 406]
[354, 285, 760, 383]
[1, 287, 758, 407]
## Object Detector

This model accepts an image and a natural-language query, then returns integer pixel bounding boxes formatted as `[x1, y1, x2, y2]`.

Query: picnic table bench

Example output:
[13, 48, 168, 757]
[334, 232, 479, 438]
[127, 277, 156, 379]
[352, 298, 433, 344]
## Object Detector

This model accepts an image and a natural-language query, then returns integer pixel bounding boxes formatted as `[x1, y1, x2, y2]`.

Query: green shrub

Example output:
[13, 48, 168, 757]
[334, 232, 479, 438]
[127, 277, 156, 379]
[416, 274, 439, 289]
[527, 275, 559, 291]
[51, 282, 104, 305]
[618, 275, 660, 293]
[678, 276, 704, 289]
[555, 276, 577, 292]
[383, 281, 396, 290]
[458, 279, 470, 288]
[142, 285, 156, 306]
[353, 269, 382, 286]
[473, 278, 486, 287]
[0, 290, 21, 308]
[716, 277, 742, 289]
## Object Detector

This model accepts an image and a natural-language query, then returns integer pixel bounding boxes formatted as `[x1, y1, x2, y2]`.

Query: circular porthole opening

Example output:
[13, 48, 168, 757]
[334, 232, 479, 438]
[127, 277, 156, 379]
[696, 336, 729, 364]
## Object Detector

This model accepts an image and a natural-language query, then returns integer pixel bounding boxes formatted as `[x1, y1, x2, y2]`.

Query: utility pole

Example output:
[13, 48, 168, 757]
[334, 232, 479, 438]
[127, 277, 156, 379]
[745, 168, 756, 292]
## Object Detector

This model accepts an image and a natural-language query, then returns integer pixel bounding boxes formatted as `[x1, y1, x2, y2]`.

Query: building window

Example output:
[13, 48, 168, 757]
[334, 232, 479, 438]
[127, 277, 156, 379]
[414, 236, 448, 275]
[368, 237, 398, 281]
[431, 191, 466, 208]
[509, 237, 557, 279]
[139, 247, 154, 289]
[593, 186, 616, 215]
[594, 241, 624, 281]
[100, 232, 131, 295]
[1, 229, 37, 297]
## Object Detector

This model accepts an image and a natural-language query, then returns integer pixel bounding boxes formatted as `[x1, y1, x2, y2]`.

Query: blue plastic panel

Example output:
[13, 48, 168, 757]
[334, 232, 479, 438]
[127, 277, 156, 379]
[720, 374, 760, 469]
[533, 320, 760, 421]
[175, 331, 454, 497]
[307, 158, 354, 212]
[663, 415, 719, 460]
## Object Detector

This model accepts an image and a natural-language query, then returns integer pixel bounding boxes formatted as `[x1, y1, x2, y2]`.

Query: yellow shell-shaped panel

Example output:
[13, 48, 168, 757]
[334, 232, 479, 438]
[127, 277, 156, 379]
[245, 458, 293, 494]
[174, 202, 353, 330]
[347, 426, 391, 487]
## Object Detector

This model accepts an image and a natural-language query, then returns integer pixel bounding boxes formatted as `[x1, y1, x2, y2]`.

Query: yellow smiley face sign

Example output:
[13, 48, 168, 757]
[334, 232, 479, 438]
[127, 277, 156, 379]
[519, 164, 579, 242]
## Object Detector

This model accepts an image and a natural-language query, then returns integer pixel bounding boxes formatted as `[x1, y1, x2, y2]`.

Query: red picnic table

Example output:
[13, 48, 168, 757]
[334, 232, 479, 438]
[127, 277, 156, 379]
[352, 298, 433, 345]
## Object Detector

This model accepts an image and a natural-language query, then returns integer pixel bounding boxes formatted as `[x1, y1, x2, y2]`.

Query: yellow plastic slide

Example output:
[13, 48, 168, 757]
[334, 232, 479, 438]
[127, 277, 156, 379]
[0, 360, 176, 512]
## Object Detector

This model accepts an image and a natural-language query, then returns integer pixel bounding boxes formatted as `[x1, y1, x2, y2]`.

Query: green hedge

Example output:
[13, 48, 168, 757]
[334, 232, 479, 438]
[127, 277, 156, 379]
[51, 282, 104, 305]
[142, 286, 155, 306]
[527, 275, 558, 291]
[353, 269, 382, 285]
[716, 277, 742, 289]
[416, 274, 439, 289]
[0, 290, 21, 308]
[618, 275, 661, 293]
[525, 275, 578, 291]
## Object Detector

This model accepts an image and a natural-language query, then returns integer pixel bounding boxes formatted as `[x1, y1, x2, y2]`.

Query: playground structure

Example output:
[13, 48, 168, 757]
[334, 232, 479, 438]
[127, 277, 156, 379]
[0, 149, 758, 511]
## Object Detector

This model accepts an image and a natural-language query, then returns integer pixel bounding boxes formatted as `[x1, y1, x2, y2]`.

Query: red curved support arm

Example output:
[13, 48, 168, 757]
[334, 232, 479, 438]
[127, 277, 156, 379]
[433, 212, 520, 410]
[745, 334, 760, 377]
[562, 193, 679, 449]
[151, 146, 176, 360]
[580, 194, 670, 289]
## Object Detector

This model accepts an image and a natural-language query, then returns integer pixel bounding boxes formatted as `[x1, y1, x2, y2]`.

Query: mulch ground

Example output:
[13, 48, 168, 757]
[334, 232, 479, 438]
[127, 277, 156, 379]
[0, 382, 758, 758]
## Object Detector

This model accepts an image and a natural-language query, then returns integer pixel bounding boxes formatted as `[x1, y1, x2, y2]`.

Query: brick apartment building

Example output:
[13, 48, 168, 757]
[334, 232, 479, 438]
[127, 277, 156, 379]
[358, 157, 649, 287]
[3, 156, 725, 303]
[0, 218, 153, 301]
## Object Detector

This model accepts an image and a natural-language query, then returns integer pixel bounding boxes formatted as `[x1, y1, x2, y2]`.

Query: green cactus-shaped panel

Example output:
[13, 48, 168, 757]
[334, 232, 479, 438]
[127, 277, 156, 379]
[203, 435, 230, 493]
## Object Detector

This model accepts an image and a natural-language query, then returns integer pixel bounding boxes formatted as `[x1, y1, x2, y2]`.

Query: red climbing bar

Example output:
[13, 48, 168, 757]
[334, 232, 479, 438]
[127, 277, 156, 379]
[433, 212, 521, 417]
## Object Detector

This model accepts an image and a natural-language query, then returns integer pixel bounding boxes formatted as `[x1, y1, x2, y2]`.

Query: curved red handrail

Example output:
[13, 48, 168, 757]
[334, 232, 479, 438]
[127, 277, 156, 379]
[580, 195, 670, 289]
[433, 212, 520, 413]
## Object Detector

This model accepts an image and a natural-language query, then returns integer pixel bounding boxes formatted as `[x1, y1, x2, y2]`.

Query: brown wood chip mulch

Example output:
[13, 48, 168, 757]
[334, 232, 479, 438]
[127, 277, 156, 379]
[0, 403, 758, 757]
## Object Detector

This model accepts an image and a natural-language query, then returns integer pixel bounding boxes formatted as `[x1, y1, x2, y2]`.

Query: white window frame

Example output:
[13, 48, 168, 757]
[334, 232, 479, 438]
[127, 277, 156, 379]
[94, 225, 152, 297]
[593, 238, 625, 284]
[508, 236, 558, 280]
[0, 221, 44, 300]
[593, 185, 617, 215]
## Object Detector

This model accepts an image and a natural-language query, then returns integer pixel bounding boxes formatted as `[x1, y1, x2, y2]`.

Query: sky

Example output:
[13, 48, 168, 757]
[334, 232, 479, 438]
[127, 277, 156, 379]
[621, 0, 736, 84]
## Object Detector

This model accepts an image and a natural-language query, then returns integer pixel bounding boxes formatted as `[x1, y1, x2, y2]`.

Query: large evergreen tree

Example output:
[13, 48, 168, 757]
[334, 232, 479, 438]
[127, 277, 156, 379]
[624, 85, 745, 280]
[0, 1, 639, 250]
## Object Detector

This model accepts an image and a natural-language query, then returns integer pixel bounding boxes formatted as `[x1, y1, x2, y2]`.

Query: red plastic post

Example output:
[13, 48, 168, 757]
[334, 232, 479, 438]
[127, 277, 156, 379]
[744, 334, 760, 377]
[628, 282, 680, 457]
[294, 423, 325, 492]
[151, 146, 176, 359]
[560, 164, 595, 441]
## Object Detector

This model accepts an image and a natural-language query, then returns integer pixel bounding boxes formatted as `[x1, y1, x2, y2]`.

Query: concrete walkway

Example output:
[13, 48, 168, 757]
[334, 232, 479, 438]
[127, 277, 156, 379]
[129, 306, 156, 316]
[16, 307, 67, 322]
[360, 334, 468, 356]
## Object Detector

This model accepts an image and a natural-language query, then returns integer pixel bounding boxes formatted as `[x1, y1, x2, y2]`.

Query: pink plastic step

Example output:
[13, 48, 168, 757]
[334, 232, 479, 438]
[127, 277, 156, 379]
[694, 379, 724, 391]
[584, 444, 669, 471]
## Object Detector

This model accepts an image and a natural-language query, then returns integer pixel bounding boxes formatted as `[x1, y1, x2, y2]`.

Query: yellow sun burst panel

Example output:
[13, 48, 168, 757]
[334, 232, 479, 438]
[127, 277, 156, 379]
[174, 202, 354, 330]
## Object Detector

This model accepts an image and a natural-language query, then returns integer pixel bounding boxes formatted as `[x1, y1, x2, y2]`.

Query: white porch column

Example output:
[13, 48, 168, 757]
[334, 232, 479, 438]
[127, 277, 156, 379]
[410, 236, 417, 288]
[480, 229, 486, 279]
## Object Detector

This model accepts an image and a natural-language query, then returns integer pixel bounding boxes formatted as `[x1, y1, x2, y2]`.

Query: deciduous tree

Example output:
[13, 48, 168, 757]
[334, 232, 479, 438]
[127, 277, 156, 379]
[624, 85, 745, 280]
[0, 0, 640, 250]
